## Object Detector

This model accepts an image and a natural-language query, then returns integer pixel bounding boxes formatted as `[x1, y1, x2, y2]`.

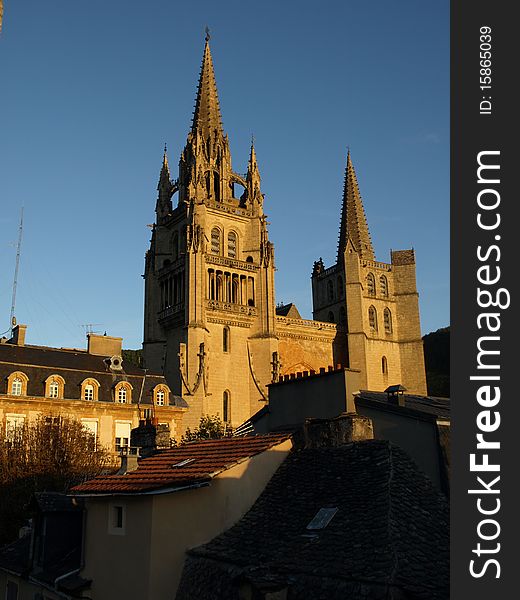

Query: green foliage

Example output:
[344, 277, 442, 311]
[122, 348, 143, 368]
[0, 415, 112, 544]
[423, 326, 450, 397]
[181, 414, 230, 443]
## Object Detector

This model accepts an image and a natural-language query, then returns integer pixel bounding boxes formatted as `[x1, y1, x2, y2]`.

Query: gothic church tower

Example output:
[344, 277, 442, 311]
[311, 151, 428, 394]
[143, 37, 278, 430]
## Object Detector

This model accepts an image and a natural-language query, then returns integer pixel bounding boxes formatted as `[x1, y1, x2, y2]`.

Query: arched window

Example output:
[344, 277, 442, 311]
[384, 308, 393, 334]
[327, 280, 334, 302]
[368, 306, 378, 331]
[211, 228, 221, 255]
[81, 378, 100, 401]
[223, 390, 231, 424]
[380, 275, 388, 297]
[153, 384, 170, 407]
[115, 382, 132, 404]
[337, 275, 344, 299]
[45, 375, 65, 399]
[214, 172, 220, 202]
[227, 231, 237, 259]
[339, 306, 347, 326]
[8, 372, 28, 396]
[367, 273, 376, 296]
[205, 171, 211, 198]
[12, 377, 23, 396]
[382, 356, 388, 375]
[328, 311, 335, 323]
[223, 326, 230, 353]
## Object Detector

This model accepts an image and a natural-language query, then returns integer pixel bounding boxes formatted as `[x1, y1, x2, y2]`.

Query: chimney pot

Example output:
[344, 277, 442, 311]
[10, 324, 27, 347]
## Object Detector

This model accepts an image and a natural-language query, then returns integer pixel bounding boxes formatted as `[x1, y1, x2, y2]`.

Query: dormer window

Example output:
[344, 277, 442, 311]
[45, 375, 65, 399]
[115, 382, 132, 404]
[8, 372, 29, 396]
[81, 378, 100, 401]
[12, 377, 23, 396]
[153, 384, 170, 406]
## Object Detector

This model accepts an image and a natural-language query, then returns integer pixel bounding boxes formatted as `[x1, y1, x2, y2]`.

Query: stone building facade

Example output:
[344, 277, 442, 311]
[143, 37, 427, 431]
[0, 325, 186, 454]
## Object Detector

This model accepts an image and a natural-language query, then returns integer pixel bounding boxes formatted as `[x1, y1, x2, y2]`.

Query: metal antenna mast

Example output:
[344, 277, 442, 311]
[10, 207, 24, 337]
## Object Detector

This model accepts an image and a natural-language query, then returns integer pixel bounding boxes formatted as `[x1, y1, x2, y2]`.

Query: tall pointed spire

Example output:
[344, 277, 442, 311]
[191, 34, 224, 139]
[337, 150, 375, 261]
[159, 144, 170, 184]
[156, 145, 173, 219]
[245, 136, 262, 206]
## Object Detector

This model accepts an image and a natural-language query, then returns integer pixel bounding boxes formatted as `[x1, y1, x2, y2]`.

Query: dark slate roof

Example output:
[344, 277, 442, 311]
[0, 536, 31, 576]
[30, 492, 82, 513]
[178, 440, 449, 600]
[356, 390, 451, 421]
[71, 433, 291, 495]
[275, 303, 302, 319]
[0, 342, 169, 406]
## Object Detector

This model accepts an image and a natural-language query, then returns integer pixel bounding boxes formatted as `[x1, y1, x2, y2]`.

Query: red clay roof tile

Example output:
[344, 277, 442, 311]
[71, 433, 291, 495]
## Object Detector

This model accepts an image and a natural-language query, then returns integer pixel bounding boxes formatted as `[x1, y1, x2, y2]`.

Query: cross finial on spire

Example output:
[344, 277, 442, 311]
[205, 26, 210, 42]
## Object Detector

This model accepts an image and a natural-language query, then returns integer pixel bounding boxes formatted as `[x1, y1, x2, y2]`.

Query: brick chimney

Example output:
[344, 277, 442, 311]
[296, 413, 374, 449]
[87, 333, 122, 357]
[130, 420, 171, 458]
[10, 324, 27, 346]
[116, 446, 140, 475]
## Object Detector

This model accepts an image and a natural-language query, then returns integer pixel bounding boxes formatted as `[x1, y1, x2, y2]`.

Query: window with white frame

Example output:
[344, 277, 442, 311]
[115, 422, 131, 452]
[49, 381, 59, 398]
[156, 390, 165, 406]
[11, 377, 23, 396]
[84, 384, 94, 401]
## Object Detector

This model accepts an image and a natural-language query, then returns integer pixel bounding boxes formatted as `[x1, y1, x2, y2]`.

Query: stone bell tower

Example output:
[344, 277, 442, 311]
[143, 34, 278, 431]
[311, 151, 427, 394]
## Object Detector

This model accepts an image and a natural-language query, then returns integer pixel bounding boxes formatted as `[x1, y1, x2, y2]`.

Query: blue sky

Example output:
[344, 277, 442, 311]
[0, 0, 449, 350]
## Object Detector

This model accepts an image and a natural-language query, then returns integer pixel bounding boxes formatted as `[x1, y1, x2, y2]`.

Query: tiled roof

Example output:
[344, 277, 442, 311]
[177, 440, 449, 600]
[356, 390, 450, 420]
[71, 433, 291, 495]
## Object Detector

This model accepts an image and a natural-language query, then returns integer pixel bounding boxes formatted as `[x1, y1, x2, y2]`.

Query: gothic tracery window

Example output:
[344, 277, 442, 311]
[223, 390, 231, 424]
[327, 280, 334, 302]
[227, 231, 237, 259]
[211, 228, 221, 255]
[380, 275, 388, 297]
[384, 308, 393, 334]
[368, 306, 378, 331]
[367, 273, 376, 296]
